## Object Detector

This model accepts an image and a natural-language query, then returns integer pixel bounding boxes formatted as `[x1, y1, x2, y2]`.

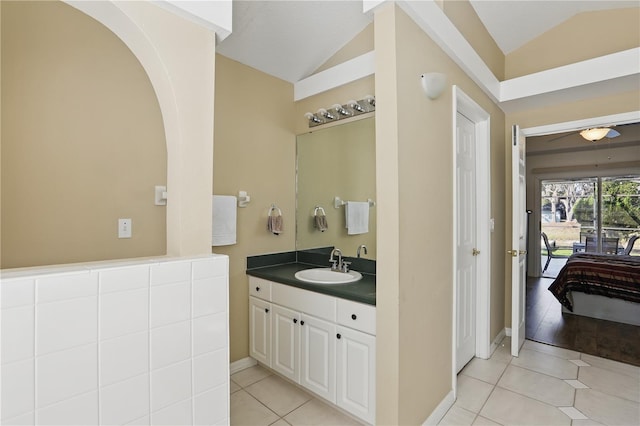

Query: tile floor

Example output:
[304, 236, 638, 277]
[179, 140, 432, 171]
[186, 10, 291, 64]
[231, 337, 640, 426]
[440, 337, 640, 426]
[230, 365, 362, 425]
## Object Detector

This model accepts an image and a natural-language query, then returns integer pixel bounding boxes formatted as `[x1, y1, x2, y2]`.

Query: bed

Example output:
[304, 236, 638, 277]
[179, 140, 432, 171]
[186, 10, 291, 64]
[548, 253, 640, 326]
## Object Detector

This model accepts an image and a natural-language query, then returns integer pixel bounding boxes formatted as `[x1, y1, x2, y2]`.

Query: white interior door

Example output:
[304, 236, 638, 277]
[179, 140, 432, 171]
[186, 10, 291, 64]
[456, 112, 477, 372]
[511, 125, 527, 356]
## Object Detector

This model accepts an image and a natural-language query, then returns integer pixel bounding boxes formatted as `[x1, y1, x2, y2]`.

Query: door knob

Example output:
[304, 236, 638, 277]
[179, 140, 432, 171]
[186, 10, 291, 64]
[472, 248, 480, 256]
[506, 250, 518, 257]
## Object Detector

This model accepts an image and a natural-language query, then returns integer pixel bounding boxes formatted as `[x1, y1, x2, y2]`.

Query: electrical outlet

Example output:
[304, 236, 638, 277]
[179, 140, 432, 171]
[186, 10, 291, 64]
[118, 218, 132, 238]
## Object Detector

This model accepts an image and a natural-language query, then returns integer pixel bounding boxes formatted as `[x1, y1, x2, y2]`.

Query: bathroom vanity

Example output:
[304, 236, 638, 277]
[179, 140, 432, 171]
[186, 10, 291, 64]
[246, 252, 376, 424]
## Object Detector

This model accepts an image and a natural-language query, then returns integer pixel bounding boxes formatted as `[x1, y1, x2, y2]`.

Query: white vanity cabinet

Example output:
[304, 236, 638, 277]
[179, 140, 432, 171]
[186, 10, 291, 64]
[336, 325, 376, 424]
[272, 304, 300, 382]
[300, 313, 336, 402]
[249, 296, 271, 366]
[248, 276, 375, 424]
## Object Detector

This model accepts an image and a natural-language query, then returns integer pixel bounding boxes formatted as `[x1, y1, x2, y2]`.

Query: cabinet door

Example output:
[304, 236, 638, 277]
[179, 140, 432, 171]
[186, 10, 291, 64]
[300, 314, 336, 403]
[272, 305, 300, 382]
[336, 326, 376, 424]
[249, 297, 271, 366]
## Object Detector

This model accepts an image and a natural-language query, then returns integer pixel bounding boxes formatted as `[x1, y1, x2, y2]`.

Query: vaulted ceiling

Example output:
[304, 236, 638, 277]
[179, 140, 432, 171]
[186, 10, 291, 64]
[216, 0, 637, 84]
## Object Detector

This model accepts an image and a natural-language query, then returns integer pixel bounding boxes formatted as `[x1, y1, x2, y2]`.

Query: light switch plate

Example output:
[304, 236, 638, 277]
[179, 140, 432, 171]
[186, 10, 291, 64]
[118, 218, 132, 238]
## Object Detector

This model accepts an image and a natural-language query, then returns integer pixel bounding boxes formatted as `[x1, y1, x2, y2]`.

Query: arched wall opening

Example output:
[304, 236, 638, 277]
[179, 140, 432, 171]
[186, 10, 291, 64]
[1, 0, 216, 268]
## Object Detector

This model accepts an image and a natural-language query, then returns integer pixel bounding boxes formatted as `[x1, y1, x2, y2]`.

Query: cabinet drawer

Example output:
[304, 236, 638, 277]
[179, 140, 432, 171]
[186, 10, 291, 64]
[337, 299, 375, 335]
[249, 277, 272, 301]
[272, 282, 336, 322]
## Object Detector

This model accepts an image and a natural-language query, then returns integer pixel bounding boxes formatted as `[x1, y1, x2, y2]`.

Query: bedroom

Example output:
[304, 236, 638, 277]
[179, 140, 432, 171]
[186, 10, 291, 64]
[524, 123, 640, 365]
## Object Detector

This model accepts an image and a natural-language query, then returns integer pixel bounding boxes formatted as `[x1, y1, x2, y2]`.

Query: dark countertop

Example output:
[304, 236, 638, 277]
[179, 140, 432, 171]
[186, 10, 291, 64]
[246, 262, 376, 306]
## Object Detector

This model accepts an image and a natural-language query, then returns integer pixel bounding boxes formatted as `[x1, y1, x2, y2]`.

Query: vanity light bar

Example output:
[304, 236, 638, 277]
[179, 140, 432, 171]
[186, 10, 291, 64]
[304, 95, 375, 128]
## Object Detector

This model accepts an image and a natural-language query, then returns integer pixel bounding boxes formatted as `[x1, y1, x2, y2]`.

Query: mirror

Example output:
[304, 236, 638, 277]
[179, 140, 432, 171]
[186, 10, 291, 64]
[296, 117, 376, 259]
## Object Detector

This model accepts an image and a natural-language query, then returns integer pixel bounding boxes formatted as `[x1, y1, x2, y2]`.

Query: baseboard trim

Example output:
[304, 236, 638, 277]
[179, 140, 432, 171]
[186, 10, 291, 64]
[504, 327, 512, 337]
[422, 390, 455, 426]
[230, 357, 257, 375]
[490, 328, 507, 356]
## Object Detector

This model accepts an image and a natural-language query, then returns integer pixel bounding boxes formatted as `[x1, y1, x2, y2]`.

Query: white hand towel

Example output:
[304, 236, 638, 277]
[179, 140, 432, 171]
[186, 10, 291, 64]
[212, 195, 237, 246]
[345, 201, 369, 235]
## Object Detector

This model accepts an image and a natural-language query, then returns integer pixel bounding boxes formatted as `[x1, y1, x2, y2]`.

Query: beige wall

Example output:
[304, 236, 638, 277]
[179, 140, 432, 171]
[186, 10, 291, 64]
[314, 23, 374, 73]
[506, 8, 640, 79]
[213, 55, 296, 362]
[441, 0, 505, 80]
[374, 4, 506, 423]
[1, 0, 167, 268]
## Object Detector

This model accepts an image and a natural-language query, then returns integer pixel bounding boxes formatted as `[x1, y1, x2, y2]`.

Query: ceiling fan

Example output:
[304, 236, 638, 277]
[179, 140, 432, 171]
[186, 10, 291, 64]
[579, 127, 621, 142]
[546, 126, 621, 143]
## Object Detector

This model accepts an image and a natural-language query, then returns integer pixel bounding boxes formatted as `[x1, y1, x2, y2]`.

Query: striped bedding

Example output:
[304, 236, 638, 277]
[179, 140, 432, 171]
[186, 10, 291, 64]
[548, 253, 640, 312]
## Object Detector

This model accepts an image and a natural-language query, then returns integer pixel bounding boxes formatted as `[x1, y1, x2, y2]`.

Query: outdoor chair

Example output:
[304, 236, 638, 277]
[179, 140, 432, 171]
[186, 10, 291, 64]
[585, 236, 619, 254]
[542, 232, 569, 273]
[623, 235, 639, 255]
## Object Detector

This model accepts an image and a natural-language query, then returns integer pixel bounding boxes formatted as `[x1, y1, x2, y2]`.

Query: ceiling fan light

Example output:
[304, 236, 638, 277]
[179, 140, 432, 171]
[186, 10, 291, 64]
[580, 127, 611, 141]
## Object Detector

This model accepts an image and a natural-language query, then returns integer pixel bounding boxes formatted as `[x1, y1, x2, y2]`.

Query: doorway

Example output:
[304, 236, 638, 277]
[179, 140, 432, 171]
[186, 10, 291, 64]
[514, 111, 640, 361]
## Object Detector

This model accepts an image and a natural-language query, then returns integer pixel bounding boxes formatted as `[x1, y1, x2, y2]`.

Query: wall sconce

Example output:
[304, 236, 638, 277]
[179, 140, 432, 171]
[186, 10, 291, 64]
[304, 96, 376, 128]
[348, 100, 365, 113]
[332, 104, 351, 116]
[317, 108, 335, 120]
[364, 95, 375, 107]
[304, 112, 322, 124]
[420, 72, 447, 100]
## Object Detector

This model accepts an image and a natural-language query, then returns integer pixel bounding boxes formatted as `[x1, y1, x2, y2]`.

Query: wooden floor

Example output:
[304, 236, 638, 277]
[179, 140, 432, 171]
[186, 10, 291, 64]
[526, 275, 640, 366]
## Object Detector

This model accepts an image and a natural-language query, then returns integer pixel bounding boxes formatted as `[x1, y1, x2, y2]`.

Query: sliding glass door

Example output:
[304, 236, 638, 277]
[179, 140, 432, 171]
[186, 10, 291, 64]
[541, 174, 639, 259]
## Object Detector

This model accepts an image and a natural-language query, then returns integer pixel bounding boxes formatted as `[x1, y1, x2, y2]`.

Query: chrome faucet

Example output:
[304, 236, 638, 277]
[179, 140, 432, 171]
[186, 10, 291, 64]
[329, 248, 342, 271]
[357, 244, 368, 258]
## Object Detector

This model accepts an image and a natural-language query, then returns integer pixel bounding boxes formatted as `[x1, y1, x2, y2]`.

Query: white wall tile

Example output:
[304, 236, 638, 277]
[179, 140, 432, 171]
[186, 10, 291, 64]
[193, 312, 227, 356]
[1, 257, 229, 426]
[150, 261, 191, 287]
[150, 398, 192, 426]
[192, 257, 227, 280]
[1, 306, 34, 364]
[37, 343, 98, 408]
[150, 282, 190, 328]
[126, 415, 150, 425]
[37, 296, 97, 356]
[100, 374, 150, 425]
[36, 272, 97, 304]
[100, 288, 148, 340]
[150, 321, 190, 370]
[192, 276, 227, 318]
[0, 359, 34, 420]
[150, 360, 191, 412]
[99, 265, 149, 294]
[100, 332, 149, 386]
[2, 411, 34, 425]
[194, 384, 228, 426]
[1, 278, 35, 308]
[36, 391, 98, 425]
[193, 349, 228, 394]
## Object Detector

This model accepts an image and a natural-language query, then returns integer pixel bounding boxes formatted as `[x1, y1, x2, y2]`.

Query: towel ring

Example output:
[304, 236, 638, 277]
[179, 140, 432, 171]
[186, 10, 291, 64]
[269, 204, 282, 216]
[314, 206, 326, 216]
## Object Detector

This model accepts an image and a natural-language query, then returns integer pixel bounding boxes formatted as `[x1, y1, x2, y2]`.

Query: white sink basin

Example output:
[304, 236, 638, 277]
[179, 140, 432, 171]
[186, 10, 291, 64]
[294, 268, 362, 284]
